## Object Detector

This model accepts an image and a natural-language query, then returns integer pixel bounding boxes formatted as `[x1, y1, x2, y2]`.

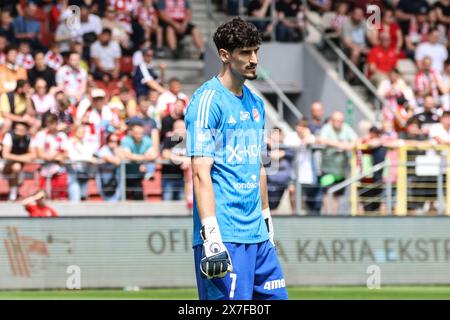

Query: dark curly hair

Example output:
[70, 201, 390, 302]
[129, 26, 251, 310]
[213, 17, 262, 53]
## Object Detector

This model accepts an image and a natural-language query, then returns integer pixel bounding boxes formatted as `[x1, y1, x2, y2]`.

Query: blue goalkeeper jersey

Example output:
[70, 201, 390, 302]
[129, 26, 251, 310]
[186, 76, 269, 247]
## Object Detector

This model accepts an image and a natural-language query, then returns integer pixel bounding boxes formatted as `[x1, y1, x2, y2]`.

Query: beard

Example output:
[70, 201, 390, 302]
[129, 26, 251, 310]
[231, 64, 258, 81]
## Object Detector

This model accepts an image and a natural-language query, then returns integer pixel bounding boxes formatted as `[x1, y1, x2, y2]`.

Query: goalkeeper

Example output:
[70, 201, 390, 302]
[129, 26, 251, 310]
[185, 18, 288, 300]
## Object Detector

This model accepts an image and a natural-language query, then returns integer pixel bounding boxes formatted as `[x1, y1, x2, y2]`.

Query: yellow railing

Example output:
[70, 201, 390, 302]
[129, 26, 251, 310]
[350, 144, 450, 216]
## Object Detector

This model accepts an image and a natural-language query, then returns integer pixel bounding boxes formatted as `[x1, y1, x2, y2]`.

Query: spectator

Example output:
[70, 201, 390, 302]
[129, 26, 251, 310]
[323, 1, 349, 38]
[0, 34, 6, 65]
[107, 0, 138, 36]
[31, 113, 69, 200]
[0, 10, 15, 44]
[56, 52, 88, 104]
[156, 77, 189, 117]
[372, 8, 404, 56]
[128, 95, 160, 150]
[16, 41, 34, 70]
[427, 8, 448, 47]
[157, 0, 205, 59]
[66, 125, 98, 202]
[0, 80, 39, 136]
[275, 0, 306, 42]
[121, 122, 158, 200]
[263, 127, 295, 212]
[27, 51, 57, 88]
[53, 90, 74, 133]
[367, 32, 399, 87]
[378, 69, 415, 132]
[79, 5, 103, 59]
[22, 190, 58, 217]
[429, 110, 450, 144]
[288, 120, 322, 215]
[95, 132, 123, 201]
[44, 42, 64, 71]
[133, 47, 166, 97]
[412, 95, 441, 135]
[415, 28, 449, 73]
[12, 2, 42, 51]
[145, 89, 161, 127]
[395, 0, 430, 35]
[31, 78, 58, 118]
[80, 88, 119, 154]
[160, 98, 186, 140]
[135, 0, 164, 54]
[0, 45, 27, 94]
[320, 111, 357, 215]
[433, 0, 450, 25]
[102, 6, 131, 52]
[404, 6, 430, 59]
[2, 122, 34, 201]
[90, 28, 122, 81]
[247, 0, 273, 41]
[442, 59, 450, 110]
[54, 9, 83, 57]
[161, 119, 189, 200]
[414, 56, 447, 106]
[307, 0, 331, 15]
[309, 101, 325, 134]
[341, 7, 370, 81]
[110, 86, 138, 119]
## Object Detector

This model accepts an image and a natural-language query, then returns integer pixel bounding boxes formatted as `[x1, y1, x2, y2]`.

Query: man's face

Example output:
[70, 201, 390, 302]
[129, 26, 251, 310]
[1, 11, 11, 25]
[331, 113, 344, 131]
[17, 83, 31, 95]
[424, 97, 435, 110]
[131, 125, 144, 142]
[310, 103, 324, 120]
[429, 31, 439, 44]
[6, 49, 17, 64]
[69, 53, 80, 69]
[169, 81, 181, 95]
[92, 97, 105, 110]
[143, 50, 154, 64]
[26, 4, 37, 17]
[224, 46, 259, 81]
[14, 123, 28, 137]
[442, 115, 450, 128]
[47, 120, 58, 133]
[173, 100, 185, 117]
[352, 9, 364, 23]
[35, 52, 45, 69]
[0, 37, 6, 51]
[271, 129, 284, 144]
[100, 32, 111, 45]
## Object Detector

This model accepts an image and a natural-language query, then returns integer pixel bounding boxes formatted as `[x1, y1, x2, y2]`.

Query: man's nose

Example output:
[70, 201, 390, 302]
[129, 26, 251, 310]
[250, 51, 258, 64]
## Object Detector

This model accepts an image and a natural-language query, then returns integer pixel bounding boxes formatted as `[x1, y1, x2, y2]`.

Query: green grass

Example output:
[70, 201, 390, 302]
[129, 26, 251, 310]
[1, 286, 450, 300]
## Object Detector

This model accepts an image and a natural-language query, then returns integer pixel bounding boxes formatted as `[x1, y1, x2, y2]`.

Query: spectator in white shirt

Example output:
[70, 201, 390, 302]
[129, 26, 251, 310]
[429, 110, 450, 144]
[156, 77, 189, 117]
[56, 52, 88, 104]
[90, 28, 122, 81]
[31, 78, 57, 118]
[67, 124, 98, 202]
[415, 28, 449, 73]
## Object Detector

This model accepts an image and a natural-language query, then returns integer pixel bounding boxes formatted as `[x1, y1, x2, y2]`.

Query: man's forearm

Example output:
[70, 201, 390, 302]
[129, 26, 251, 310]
[192, 157, 216, 221]
[260, 164, 269, 210]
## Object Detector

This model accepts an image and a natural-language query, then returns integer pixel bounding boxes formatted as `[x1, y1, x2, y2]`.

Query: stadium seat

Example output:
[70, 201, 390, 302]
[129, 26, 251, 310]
[120, 56, 134, 74]
[143, 167, 163, 201]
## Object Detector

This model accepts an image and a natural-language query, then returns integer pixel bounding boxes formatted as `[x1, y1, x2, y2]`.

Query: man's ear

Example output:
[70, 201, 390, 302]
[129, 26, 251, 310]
[218, 48, 231, 64]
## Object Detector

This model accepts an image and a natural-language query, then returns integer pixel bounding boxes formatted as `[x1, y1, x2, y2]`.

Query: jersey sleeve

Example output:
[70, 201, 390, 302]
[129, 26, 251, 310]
[185, 88, 221, 158]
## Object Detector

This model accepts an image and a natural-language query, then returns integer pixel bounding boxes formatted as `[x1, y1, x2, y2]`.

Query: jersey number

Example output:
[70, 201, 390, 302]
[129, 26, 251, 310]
[229, 273, 237, 299]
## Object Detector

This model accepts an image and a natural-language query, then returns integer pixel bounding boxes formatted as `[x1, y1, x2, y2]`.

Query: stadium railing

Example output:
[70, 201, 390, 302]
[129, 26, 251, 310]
[326, 143, 450, 216]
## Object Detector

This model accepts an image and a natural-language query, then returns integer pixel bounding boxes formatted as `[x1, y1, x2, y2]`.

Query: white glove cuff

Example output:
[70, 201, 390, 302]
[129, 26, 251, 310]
[201, 216, 222, 242]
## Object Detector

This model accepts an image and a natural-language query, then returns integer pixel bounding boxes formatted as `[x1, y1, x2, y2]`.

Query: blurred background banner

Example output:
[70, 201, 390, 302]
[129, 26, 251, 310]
[1, 217, 450, 289]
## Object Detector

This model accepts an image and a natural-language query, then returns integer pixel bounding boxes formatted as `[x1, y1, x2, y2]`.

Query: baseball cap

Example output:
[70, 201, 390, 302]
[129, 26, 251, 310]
[91, 88, 106, 99]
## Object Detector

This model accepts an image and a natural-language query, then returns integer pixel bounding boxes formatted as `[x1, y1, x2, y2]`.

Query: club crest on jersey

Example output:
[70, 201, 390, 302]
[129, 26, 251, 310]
[252, 108, 260, 122]
[240, 111, 250, 121]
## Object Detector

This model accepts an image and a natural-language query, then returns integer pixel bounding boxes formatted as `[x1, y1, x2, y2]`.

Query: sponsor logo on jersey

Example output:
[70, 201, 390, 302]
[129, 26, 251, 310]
[228, 115, 237, 124]
[226, 144, 261, 163]
[252, 108, 260, 122]
[240, 111, 250, 121]
[233, 181, 259, 189]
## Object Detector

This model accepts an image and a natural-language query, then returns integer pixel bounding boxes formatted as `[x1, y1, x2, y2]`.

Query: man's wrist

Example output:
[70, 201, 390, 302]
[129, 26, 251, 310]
[201, 216, 222, 242]
[262, 207, 271, 219]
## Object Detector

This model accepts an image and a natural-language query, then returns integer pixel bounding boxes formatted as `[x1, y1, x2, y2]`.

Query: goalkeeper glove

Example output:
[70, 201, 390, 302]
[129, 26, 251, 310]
[199, 216, 233, 279]
[263, 208, 275, 247]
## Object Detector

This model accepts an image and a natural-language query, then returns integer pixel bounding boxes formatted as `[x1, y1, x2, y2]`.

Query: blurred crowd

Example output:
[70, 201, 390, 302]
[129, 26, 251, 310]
[0, 0, 202, 203]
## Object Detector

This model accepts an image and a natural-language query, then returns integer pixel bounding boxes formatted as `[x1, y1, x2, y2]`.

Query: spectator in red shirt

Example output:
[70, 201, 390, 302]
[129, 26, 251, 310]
[367, 32, 399, 87]
[22, 190, 58, 218]
[371, 9, 404, 57]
